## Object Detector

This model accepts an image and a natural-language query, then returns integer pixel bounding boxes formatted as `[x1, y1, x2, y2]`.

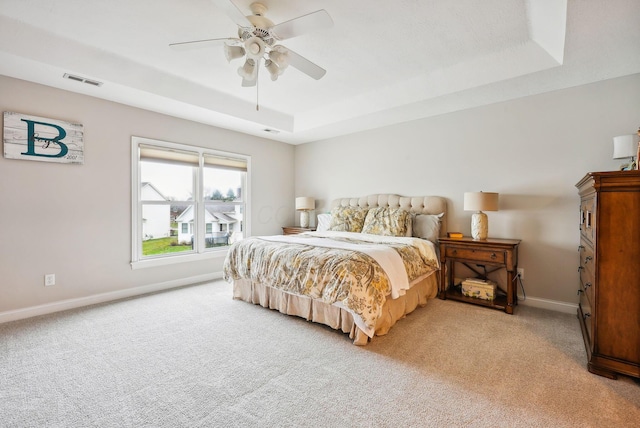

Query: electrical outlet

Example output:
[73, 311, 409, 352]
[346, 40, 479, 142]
[517, 268, 524, 280]
[44, 274, 55, 286]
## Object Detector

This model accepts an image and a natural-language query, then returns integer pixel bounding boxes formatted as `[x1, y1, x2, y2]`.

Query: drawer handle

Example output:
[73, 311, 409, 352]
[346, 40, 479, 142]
[490, 253, 497, 259]
[577, 289, 583, 295]
[451, 249, 457, 255]
[583, 313, 591, 320]
[578, 266, 584, 272]
[578, 245, 584, 252]
[585, 282, 592, 288]
[585, 256, 593, 263]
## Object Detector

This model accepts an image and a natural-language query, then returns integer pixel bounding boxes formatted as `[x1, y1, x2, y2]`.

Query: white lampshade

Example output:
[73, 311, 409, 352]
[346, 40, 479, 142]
[295, 197, 315, 211]
[613, 135, 637, 159]
[464, 192, 499, 212]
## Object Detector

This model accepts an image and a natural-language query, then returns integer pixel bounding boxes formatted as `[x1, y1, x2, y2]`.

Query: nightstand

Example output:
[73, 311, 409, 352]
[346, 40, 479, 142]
[439, 237, 521, 314]
[282, 226, 316, 235]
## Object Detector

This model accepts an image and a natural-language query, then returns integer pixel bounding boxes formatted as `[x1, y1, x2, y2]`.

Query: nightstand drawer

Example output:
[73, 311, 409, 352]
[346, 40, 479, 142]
[282, 226, 316, 235]
[445, 247, 506, 264]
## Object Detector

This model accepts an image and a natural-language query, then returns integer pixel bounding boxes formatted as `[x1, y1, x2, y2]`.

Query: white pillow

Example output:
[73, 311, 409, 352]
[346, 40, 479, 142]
[412, 213, 444, 242]
[316, 213, 331, 232]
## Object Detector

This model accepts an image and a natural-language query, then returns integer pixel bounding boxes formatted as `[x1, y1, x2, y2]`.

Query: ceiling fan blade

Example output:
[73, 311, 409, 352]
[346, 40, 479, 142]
[169, 38, 240, 50]
[270, 10, 333, 40]
[210, 0, 251, 27]
[285, 48, 326, 80]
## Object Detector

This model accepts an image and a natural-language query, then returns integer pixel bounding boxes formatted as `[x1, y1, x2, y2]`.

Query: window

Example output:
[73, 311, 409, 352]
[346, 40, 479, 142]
[131, 137, 249, 268]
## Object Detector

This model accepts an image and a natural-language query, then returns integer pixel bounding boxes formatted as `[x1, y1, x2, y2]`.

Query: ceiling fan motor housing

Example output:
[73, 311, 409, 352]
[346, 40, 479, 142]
[244, 36, 266, 59]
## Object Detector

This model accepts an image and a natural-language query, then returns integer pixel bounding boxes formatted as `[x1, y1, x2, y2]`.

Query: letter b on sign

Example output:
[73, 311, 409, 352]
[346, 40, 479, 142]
[20, 119, 69, 158]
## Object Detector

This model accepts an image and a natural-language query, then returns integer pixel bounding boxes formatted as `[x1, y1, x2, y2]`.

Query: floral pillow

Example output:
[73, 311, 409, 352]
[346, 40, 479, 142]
[328, 206, 368, 232]
[361, 207, 409, 237]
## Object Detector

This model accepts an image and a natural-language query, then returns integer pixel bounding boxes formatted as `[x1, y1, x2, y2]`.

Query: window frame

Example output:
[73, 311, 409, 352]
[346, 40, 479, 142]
[131, 136, 250, 269]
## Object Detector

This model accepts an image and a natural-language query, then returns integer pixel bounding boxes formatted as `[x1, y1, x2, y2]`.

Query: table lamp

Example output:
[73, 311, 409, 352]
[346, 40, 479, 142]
[464, 192, 499, 240]
[295, 197, 315, 228]
[613, 134, 637, 170]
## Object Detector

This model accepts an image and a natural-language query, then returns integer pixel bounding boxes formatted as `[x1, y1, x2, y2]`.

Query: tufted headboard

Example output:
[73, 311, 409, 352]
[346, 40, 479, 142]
[331, 194, 447, 237]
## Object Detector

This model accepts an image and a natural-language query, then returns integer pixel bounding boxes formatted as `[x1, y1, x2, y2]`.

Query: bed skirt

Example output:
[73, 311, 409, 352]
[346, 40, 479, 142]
[232, 273, 439, 345]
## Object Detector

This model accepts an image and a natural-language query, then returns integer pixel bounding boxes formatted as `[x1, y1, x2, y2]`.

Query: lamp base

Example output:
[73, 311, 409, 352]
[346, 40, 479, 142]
[619, 157, 637, 171]
[471, 211, 488, 240]
[300, 211, 310, 228]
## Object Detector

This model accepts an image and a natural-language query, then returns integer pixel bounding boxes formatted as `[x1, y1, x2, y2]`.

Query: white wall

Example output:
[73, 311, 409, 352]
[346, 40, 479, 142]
[3, 73, 638, 318]
[0, 76, 295, 317]
[294, 73, 640, 308]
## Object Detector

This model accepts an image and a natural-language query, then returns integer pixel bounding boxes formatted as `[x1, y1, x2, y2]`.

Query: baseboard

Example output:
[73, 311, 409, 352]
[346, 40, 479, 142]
[0, 276, 578, 324]
[517, 295, 578, 314]
[0, 272, 224, 324]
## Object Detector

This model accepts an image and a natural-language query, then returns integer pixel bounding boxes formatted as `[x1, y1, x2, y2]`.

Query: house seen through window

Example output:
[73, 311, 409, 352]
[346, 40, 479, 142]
[132, 137, 248, 264]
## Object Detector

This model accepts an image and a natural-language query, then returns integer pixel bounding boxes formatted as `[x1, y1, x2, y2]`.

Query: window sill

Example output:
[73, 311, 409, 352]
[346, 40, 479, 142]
[131, 248, 228, 270]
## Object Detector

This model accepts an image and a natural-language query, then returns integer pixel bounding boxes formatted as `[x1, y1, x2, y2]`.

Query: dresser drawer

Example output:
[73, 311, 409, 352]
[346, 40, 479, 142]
[579, 242, 595, 268]
[579, 197, 596, 243]
[579, 266, 595, 306]
[579, 290, 593, 349]
[445, 247, 506, 264]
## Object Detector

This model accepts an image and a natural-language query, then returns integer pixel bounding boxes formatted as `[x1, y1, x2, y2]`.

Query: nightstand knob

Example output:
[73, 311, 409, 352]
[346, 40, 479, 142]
[490, 253, 497, 259]
[585, 256, 593, 263]
[578, 245, 584, 252]
[451, 249, 457, 255]
[585, 282, 592, 288]
[583, 312, 591, 320]
[578, 266, 584, 272]
[577, 289, 583, 295]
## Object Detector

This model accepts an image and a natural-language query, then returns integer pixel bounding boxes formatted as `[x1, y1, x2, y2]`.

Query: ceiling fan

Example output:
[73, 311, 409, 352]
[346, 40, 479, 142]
[170, 0, 333, 87]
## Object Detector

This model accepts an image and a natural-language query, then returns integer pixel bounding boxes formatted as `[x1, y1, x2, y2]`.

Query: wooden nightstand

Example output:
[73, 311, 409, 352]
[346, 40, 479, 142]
[439, 237, 521, 314]
[282, 226, 316, 235]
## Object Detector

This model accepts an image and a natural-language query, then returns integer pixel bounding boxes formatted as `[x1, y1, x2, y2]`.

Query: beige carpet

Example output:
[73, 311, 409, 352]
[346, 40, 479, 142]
[1, 280, 638, 427]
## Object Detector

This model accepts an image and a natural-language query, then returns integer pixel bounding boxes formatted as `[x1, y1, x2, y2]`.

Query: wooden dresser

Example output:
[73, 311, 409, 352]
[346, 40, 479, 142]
[576, 171, 640, 379]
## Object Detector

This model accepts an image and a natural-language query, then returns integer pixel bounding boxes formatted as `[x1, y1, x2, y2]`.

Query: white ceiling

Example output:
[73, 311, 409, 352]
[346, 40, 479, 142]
[0, 0, 639, 145]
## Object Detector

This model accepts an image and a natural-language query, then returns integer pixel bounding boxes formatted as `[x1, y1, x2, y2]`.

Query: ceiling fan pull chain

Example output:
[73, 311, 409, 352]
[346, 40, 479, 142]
[256, 65, 260, 111]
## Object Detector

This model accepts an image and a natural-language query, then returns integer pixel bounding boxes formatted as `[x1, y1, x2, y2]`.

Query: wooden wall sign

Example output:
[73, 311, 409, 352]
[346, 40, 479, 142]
[3, 111, 84, 164]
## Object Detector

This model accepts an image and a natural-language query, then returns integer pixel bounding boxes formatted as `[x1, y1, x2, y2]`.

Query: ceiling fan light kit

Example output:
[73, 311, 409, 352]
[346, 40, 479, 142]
[268, 47, 289, 68]
[238, 58, 256, 80]
[223, 44, 245, 62]
[170, 1, 333, 86]
[264, 59, 281, 81]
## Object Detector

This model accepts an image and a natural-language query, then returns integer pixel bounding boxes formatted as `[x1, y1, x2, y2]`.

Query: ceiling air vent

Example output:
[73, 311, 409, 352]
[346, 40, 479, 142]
[63, 73, 103, 87]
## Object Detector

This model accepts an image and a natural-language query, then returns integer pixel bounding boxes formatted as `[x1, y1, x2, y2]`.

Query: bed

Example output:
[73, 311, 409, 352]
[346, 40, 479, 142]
[223, 194, 447, 345]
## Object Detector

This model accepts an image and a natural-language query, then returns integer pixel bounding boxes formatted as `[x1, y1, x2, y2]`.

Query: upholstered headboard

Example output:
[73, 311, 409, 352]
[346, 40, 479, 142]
[331, 194, 447, 237]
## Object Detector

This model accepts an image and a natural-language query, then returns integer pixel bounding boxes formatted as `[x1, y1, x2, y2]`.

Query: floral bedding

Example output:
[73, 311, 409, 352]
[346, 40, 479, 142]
[223, 231, 439, 333]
